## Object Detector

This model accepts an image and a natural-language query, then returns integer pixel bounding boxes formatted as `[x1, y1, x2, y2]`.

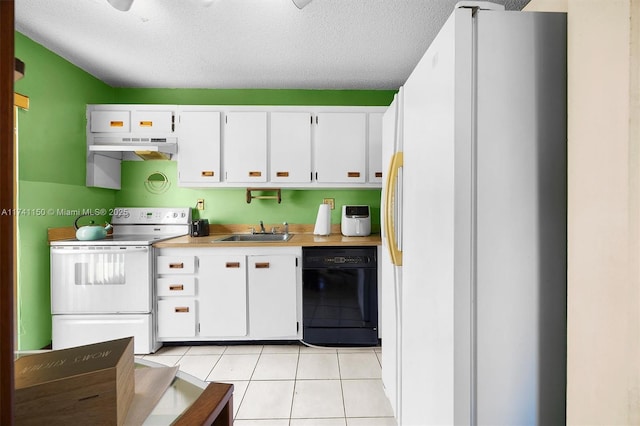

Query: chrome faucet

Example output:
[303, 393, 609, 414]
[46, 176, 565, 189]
[253, 220, 288, 235]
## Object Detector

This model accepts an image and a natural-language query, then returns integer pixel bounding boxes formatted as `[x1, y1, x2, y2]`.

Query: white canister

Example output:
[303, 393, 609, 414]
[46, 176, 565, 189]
[313, 203, 331, 236]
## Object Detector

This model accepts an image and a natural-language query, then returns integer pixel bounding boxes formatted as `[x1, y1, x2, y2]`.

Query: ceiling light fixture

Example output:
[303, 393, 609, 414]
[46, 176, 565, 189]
[292, 0, 312, 9]
[107, 0, 134, 12]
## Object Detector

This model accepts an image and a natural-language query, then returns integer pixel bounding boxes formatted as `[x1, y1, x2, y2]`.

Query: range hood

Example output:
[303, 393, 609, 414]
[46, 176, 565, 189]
[88, 136, 177, 160]
[87, 105, 179, 161]
[86, 104, 180, 189]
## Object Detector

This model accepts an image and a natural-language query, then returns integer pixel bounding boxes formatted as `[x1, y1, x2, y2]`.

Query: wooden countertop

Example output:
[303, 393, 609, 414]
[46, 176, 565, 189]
[153, 223, 381, 248]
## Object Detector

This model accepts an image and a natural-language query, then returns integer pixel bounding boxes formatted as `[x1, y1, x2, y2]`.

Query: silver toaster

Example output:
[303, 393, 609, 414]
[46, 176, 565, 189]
[341, 205, 371, 237]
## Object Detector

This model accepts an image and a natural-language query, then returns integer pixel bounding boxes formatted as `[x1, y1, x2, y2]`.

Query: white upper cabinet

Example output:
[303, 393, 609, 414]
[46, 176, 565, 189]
[177, 109, 221, 184]
[131, 110, 174, 133]
[270, 112, 312, 183]
[90, 110, 131, 133]
[314, 112, 367, 183]
[224, 112, 268, 183]
[86, 104, 387, 189]
[368, 112, 384, 183]
[89, 106, 175, 135]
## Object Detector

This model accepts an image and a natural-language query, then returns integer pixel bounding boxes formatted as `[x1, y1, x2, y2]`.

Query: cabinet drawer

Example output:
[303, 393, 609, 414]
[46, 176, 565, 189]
[157, 256, 196, 274]
[90, 111, 131, 133]
[157, 299, 196, 338]
[157, 277, 196, 297]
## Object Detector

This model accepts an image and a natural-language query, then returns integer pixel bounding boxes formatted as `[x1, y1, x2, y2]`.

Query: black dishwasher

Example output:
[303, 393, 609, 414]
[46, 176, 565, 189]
[302, 246, 378, 346]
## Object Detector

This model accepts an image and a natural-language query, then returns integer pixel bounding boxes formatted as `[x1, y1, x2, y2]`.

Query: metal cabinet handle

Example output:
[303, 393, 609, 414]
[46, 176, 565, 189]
[347, 172, 361, 178]
[174, 307, 190, 313]
[375, 172, 383, 178]
[169, 284, 184, 291]
[276, 171, 289, 177]
[201, 171, 215, 177]
[226, 262, 241, 268]
[139, 120, 153, 127]
[110, 121, 124, 127]
[169, 263, 184, 269]
[248, 171, 262, 177]
[255, 262, 270, 269]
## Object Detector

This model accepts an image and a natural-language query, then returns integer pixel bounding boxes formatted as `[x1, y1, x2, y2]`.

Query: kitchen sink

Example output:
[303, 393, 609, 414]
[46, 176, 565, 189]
[214, 233, 294, 242]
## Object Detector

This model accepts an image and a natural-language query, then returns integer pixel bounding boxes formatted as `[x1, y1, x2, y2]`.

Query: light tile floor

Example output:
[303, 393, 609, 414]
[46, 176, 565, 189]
[142, 343, 397, 426]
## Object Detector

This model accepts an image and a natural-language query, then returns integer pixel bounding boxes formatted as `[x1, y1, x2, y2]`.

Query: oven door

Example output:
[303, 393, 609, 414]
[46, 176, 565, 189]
[50, 245, 152, 314]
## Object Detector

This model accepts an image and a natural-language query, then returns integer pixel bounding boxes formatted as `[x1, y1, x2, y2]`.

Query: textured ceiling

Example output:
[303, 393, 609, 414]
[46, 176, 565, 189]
[15, 0, 531, 90]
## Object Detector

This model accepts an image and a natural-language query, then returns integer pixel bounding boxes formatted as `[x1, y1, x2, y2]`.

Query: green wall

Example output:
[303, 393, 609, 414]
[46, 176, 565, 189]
[113, 88, 395, 106]
[14, 33, 117, 351]
[15, 31, 394, 350]
[118, 161, 382, 228]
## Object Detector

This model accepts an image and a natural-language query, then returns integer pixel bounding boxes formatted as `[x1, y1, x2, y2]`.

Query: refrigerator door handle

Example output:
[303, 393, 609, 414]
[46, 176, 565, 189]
[384, 151, 403, 266]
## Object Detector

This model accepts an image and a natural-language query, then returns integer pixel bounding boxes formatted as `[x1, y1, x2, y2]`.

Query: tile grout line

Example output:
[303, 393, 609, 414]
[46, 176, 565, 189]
[230, 345, 263, 421]
[200, 345, 228, 382]
[336, 350, 348, 422]
[246, 345, 263, 386]
[201, 347, 225, 382]
[288, 347, 301, 425]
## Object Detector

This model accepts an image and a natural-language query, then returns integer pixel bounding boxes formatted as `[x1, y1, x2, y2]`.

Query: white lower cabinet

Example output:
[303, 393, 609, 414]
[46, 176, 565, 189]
[157, 298, 196, 338]
[156, 247, 301, 342]
[248, 255, 298, 338]
[198, 255, 247, 337]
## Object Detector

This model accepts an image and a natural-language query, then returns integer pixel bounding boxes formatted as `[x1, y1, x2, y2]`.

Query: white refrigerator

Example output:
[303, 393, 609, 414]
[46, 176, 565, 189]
[381, 3, 567, 425]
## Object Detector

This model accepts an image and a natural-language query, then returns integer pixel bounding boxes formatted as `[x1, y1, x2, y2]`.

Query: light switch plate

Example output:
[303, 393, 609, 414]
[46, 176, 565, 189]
[196, 199, 205, 210]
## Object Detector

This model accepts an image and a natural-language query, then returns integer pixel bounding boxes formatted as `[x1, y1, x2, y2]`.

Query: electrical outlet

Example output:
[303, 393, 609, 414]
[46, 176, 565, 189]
[323, 198, 335, 210]
[196, 199, 205, 210]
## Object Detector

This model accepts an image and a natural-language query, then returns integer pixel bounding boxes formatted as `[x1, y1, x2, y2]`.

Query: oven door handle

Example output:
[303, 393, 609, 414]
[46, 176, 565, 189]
[51, 247, 149, 255]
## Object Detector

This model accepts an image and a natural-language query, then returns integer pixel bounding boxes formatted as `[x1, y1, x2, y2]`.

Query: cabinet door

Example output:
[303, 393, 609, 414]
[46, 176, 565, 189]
[178, 111, 221, 183]
[197, 255, 248, 337]
[270, 112, 312, 183]
[248, 255, 298, 338]
[314, 112, 367, 183]
[90, 110, 131, 133]
[132, 110, 174, 133]
[157, 298, 196, 338]
[368, 112, 384, 183]
[224, 112, 267, 183]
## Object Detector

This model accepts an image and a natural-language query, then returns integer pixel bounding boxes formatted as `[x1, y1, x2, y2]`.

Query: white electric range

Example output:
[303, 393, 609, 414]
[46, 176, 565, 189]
[50, 207, 191, 354]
